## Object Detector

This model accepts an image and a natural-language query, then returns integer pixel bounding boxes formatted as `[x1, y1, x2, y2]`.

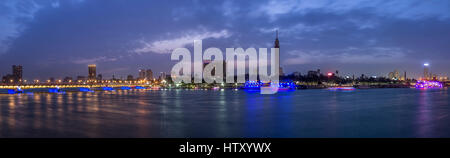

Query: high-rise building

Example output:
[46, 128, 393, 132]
[12, 65, 23, 82]
[139, 69, 146, 80]
[146, 69, 153, 80]
[387, 69, 402, 80]
[127, 75, 134, 81]
[394, 69, 400, 79]
[423, 63, 429, 80]
[403, 71, 407, 81]
[388, 72, 394, 79]
[159, 72, 167, 80]
[63, 76, 73, 83]
[77, 76, 87, 82]
[88, 64, 97, 80]
[97, 74, 102, 81]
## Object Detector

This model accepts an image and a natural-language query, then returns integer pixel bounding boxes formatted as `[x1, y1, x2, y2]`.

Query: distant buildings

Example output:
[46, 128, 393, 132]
[63, 76, 73, 83]
[146, 69, 153, 80]
[13, 65, 23, 82]
[88, 64, 97, 80]
[422, 63, 440, 80]
[136, 69, 154, 81]
[97, 74, 102, 81]
[127, 75, 134, 81]
[138, 69, 146, 80]
[2, 65, 23, 83]
[159, 72, 167, 80]
[424, 63, 430, 80]
[388, 69, 406, 81]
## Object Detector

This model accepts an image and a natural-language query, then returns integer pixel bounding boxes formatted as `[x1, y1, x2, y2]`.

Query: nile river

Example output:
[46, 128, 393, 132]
[0, 88, 449, 137]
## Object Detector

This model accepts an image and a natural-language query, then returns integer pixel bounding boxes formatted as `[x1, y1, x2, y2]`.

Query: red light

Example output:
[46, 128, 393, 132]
[327, 73, 333, 76]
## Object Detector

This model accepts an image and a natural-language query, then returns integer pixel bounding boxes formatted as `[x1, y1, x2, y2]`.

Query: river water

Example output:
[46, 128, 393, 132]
[0, 88, 449, 137]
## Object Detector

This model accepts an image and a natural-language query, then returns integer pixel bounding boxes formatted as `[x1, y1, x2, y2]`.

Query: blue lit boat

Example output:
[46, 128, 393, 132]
[242, 80, 296, 91]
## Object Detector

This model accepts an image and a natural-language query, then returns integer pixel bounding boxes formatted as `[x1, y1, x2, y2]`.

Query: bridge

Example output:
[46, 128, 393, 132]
[0, 84, 155, 89]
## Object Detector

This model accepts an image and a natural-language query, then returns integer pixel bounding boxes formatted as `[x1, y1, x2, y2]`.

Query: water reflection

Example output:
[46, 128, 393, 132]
[0, 88, 449, 137]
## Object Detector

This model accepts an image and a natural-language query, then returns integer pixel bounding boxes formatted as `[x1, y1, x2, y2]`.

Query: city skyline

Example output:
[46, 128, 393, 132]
[1, 0, 450, 80]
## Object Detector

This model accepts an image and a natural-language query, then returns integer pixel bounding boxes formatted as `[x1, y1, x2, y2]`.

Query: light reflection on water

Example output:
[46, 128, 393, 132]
[0, 88, 449, 138]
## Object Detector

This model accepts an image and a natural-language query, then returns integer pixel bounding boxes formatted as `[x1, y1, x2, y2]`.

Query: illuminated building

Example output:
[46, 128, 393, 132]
[423, 63, 429, 80]
[159, 72, 167, 80]
[387, 69, 403, 80]
[63, 76, 73, 83]
[388, 72, 394, 79]
[77, 76, 87, 82]
[88, 64, 97, 80]
[139, 69, 146, 80]
[403, 71, 407, 81]
[146, 69, 153, 80]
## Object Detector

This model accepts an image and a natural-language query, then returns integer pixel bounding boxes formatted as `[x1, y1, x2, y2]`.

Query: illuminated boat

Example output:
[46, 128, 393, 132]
[328, 86, 356, 91]
[415, 80, 443, 89]
[242, 80, 296, 91]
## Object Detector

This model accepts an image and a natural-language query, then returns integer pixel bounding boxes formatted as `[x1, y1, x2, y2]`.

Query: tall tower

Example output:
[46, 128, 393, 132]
[88, 64, 97, 80]
[423, 63, 429, 80]
[274, 30, 280, 49]
[274, 30, 283, 76]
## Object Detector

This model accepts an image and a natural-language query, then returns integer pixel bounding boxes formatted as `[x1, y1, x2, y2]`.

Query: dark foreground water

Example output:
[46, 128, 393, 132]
[0, 88, 449, 138]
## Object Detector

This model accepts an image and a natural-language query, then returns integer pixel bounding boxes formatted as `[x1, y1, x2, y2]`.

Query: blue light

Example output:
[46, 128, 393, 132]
[48, 88, 59, 93]
[135, 86, 146, 89]
[102, 87, 114, 91]
[8, 89, 15, 94]
[121, 86, 131, 90]
[243, 80, 296, 91]
[79, 88, 91, 92]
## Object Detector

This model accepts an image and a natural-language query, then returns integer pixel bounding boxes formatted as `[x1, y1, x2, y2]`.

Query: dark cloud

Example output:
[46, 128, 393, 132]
[0, 0, 449, 80]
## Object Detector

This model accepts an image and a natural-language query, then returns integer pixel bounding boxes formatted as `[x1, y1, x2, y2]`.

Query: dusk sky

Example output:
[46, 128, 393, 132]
[0, 0, 449, 80]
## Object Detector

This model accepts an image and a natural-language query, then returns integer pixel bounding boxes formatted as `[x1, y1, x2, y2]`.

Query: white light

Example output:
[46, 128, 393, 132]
[424, 63, 429, 66]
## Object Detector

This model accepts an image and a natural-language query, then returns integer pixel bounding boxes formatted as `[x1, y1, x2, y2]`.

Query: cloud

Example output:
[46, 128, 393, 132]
[134, 29, 231, 54]
[255, 0, 450, 21]
[284, 47, 407, 65]
[72, 56, 118, 64]
[0, 0, 86, 54]
[0, 0, 42, 54]
[259, 22, 337, 35]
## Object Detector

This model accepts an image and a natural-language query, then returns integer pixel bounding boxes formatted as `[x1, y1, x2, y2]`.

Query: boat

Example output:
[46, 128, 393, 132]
[242, 80, 296, 92]
[415, 80, 443, 89]
[328, 86, 356, 91]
